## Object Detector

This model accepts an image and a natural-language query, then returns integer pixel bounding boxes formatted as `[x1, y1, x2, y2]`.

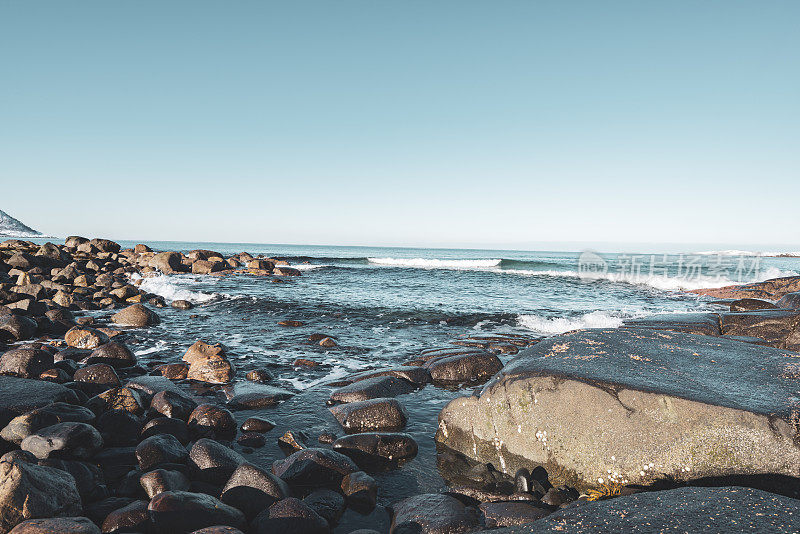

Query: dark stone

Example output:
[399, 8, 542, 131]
[148, 491, 246, 533]
[345, 366, 432, 388]
[390, 493, 479, 534]
[151, 390, 198, 421]
[219, 463, 289, 520]
[250, 498, 329, 534]
[777, 292, 800, 309]
[1, 402, 95, 444]
[125, 375, 183, 403]
[223, 383, 294, 410]
[329, 398, 408, 433]
[730, 298, 779, 311]
[38, 458, 107, 501]
[236, 433, 265, 448]
[86, 387, 145, 416]
[240, 417, 275, 433]
[83, 342, 136, 369]
[8, 517, 101, 534]
[332, 433, 418, 469]
[101, 500, 150, 534]
[245, 369, 273, 383]
[272, 448, 358, 490]
[171, 300, 193, 310]
[141, 417, 190, 444]
[0, 348, 54, 379]
[621, 312, 722, 336]
[96, 409, 143, 447]
[140, 468, 191, 498]
[424, 352, 504, 385]
[302, 488, 345, 524]
[84, 497, 136, 525]
[73, 363, 121, 389]
[341, 471, 377, 512]
[188, 438, 246, 485]
[720, 309, 800, 350]
[0, 315, 37, 342]
[188, 404, 237, 441]
[21, 422, 103, 459]
[329, 376, 416, 404]
[136, 434, 188, 472]
[278, 430, 309, 452]
[479, 501, 551, 527]
[94, 447, 138, 481]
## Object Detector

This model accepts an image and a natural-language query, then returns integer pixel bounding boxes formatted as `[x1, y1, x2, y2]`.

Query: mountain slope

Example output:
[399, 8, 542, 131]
[0, 209, 45, 238]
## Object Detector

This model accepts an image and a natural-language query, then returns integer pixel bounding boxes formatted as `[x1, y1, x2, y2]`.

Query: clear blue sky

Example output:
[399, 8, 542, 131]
[1, 1, 798, 249]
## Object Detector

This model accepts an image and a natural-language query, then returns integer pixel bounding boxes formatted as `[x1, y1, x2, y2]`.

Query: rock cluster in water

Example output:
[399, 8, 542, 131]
[0, 236, 799, 533]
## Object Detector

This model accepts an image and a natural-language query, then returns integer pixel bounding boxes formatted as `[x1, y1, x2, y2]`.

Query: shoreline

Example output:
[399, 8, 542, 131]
[1, 236, 800, 532]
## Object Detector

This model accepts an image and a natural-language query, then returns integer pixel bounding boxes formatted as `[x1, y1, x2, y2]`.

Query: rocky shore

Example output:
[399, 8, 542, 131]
[1, 237, 800, 532]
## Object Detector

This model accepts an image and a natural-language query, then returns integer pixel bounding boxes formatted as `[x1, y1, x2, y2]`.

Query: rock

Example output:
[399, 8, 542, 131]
[182, 341, 235, 384]
[332, 433, 418, 468]
[240, 417, 275, 433]
[8, 517, 100, 534]
[151, 390, 198, 421]
[191, 260, 226, 275]
[81, 342, 136, 368]
[134, 243, 152, 253]
[479, 501, 551, 527]
[777, 291, 800, 309]
[65, 236, 89, 249]
[125, 375, 183, 401]
[720, 309, 800, 350]
[329, 398, 408, 433]
[277, 320, 303, 327]
[37, 458, 106, 502]
[224, 383, 293, 409]
[111, 304, 160, 327]
[0, 315, 37, 342]
[21, 422, 103, 460]
[0, 348, 54, 379]
[93, 447, 138, 481]
[140, 468, 191, 498]
[318, 337, 336, 348]
[187, 404, 237, 441]
[1, 403, 95, 445]
[278, 430, 308, 452]
[190, 528, 244, 534]
[329, 376, 416, 404]
[100, 500, 150, 533]
[272, 448, 358, 490]
[95, 410, 142, 447]
[341, 471, 377, 511]
[150, 252, 184, 274]
[219, 463, 289, 520]
[250, 498, 329, 534]
[730, 298, 778, 312]
[273, 267, 301, 277]
[424, 352, 503, 384]
[86, 387, 145, 415]
[436, 328, 800, 494]
[390, 493, 479, 534]
[158, 363, 189, 380]
[0, 377, 80, 429]
[621, 312, 722, 336]
[189, 439, 245, 485]
[141, 417, 190, 444]
[172, 300, 193, 310]
[136, 434, 188, 472]
[245, 369, 273, 383]
[64, 327, 110, 349]
[148, 491, 246, 533]
[84, 497, 136, 525]
[88, 239, 121, 253]
[346, 366, 432, 388]
[73, 363, 120, 388]
[0, 455, 82, 533]
[237, 433, 265, 448]
[304, 489, 346, 525]
[691, 275, 800, 301]
[492, 486, 800, 533]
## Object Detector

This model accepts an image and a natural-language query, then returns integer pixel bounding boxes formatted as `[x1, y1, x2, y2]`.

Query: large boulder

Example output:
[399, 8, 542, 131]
[720, 309, 800, 350]
[272, 448, 358, 490]
[0, 348, 54, 379]
[148, 491, 246, 533]
[390, 493, 479, 534]
[150, 252, 184, 274]
[0, 316, 37, 343]
[690, 275, 800, 300]
[182, 341, 235, 384]
[20, 422, 103, 460]
[491, 486, 800, 533]
[436, 328, 800, 495]
[0, 377, 80, 428]
[8, 517, 100, 534]
[0, 455, 82, 533]
[329, 376, 416, 403]
[111, 304, 160, 327]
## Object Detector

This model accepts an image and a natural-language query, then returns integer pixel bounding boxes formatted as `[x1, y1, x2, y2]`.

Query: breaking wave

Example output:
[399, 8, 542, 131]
[131, 273, 220, 303]
[367, 257, 502, 269]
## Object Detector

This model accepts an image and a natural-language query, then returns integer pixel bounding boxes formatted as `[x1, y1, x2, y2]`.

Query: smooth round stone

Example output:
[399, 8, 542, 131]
[101, 500, 150, 534]
[220, 463, 289, 520]
[151, 390, 198, 421]
[0, 402, 95, 445]
[250, 497, 329, 534]
[8, 517, 100, 534]
[148, 491, 246, 533]
[272, 448, 358, 490]
[95, 409, 142, 447]
[240, 417, 275, 433]
[303, 488, 345, 524]
[135, 433, 188, 471]
[328, 398, 408, 433]
[236, 432, 266, 448]
[391, 494, 479, 534]
[140, 468, 191, 498]
[141, 417, 190, 444]
[189, 438, 246, 485]
[20, 422, 103, 460]
[340, 471, 377, 512]
[0, 348, 54, 379]
[188, 404, 237, 440]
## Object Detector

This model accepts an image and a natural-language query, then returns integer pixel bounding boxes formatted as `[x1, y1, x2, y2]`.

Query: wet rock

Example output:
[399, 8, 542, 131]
[148, 491, 246, 533]
[479, 501, 551, 527]
[150, 252, 184, 274]
[82, 342, 137, 368]
[190, 527, 244, 534]
[274, 267, 301, 277]
[189, 439, 246, 485]
[318, 337, 336, 348]
[191, 260, 226, 275]
[125, 375, 183, 402]
[93, 447, 138, 481]
[0, 455, 82, 533]
[278, 430, 308, 452]
[248, 260, 275, 272]
[96, 410, 143, 447]
[293, 358, 319, 367]
[136, 434, 188, 471]
[219, 463, 289, 520]
[346, 366, 432, 388]
[0, 315, 37, 342]
[224, 383, 293, 409]
[0, 348, 54, 379]
[140, 468, 191, 498]
[1, 402, 95, 445]
[172, 300, 193, 310]
[341, 471, 377, 512]
[436, 328, 800, 494]
[730, 298, 778, 312]
[39, 368, 71, 383]
[250, 497, 329, 534]
[8, 517, 100, 534]
[38, 458, 106, 502]
[720, 309, 800, 350]
[158, 363, 189, 380]
[73, 363, 121, 389]
[141, 417, 190, 444]
[496, 486, 800, 533]
[329, 398, 408, 433]
[621, 312, 722, 336]
[390, 493, 479, 534]
[541, 486, 577, 507]
[100, 499, 150, 533]
[332, 433, 418, 468]
[329, 376, 416, 403]
[0, 377, 81, 428]
[272, 448, 358, 490]
[245, 369, 273, 383]
[151, 390, 198, 421]
[317, 432, 336, 444]
[112, 304, 160, 327]
[236, 433, 265, 448]
[188, 404, 237, 441]
[240, 417, 275, 433]
[777, 291, 800, 310]
[424, 352, 503, 384]
[21, 420, 102, 460]
[182, 341, 235, 385]
[302, 489, 345, 524]
[64, 327, 110, 349]
[86, 387, 145, 415]
[690, 275, 800, 301]
[277, 320, 303, 327]
[84, 497, 136, 525]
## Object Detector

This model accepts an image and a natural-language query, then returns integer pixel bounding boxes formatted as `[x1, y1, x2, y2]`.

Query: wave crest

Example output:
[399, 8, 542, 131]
[367, 257, 502, 269]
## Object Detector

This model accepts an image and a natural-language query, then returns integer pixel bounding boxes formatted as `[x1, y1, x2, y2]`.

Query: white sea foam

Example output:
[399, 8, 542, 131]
[518, 311, 627, 335]
[291, 264, 330, 271]
[131, 273, 219, 303]
[368, 257, 502, 269]
[695, 250, 800, 257]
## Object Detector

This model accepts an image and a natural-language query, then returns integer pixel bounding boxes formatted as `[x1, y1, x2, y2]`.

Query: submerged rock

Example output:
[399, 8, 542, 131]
[390, 493, 479, 534]
[436, 328, 800, 495]
[329, 398, 408, 433]
[329, 376, 416, 403]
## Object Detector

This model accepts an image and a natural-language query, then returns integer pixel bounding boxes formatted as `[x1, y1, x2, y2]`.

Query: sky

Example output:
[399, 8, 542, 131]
[1, 1, 798, 250]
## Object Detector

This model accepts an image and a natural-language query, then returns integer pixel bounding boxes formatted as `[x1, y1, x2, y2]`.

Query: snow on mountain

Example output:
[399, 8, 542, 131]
[0, 209, 46, 238]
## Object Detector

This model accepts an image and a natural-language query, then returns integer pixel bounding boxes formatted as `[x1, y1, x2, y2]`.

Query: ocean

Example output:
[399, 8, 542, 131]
[21, 238, 800, 529]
